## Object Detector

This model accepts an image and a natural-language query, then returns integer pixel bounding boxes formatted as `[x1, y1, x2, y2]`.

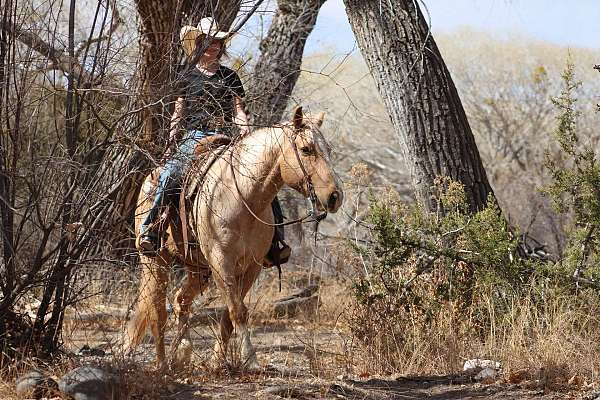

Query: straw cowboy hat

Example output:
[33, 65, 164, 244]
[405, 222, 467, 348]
[180, 17, 232, 57]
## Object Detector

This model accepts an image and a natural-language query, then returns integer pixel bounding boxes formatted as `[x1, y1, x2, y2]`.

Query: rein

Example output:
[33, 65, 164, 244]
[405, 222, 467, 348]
[229, 126, 328, 228]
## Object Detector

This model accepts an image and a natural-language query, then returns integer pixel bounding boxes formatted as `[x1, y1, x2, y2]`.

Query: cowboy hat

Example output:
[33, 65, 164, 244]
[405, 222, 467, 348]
[180, 17, 232, 57]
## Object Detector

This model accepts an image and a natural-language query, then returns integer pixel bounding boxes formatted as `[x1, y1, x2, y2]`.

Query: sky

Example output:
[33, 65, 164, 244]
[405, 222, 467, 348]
[303, 0, 600, 53]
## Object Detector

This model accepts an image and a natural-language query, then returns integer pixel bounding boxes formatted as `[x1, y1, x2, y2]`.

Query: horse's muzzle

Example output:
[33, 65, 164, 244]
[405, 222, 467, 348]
[327, 190, 342, 212]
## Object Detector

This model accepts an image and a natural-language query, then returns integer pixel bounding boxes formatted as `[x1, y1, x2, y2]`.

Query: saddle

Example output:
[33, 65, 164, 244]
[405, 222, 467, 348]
[143, 134, 231, 256]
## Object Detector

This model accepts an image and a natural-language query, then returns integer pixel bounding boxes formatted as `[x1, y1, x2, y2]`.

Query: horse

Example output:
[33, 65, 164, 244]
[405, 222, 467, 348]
[124, 106, 344, 369]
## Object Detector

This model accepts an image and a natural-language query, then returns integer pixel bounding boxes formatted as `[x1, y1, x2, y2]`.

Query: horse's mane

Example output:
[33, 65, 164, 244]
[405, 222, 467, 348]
[234, 124, 289, 148]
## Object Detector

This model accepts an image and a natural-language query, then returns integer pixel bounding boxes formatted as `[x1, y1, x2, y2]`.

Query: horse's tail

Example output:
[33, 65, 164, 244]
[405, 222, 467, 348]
[124, 256, 169, 360]
[124, 307, 148, 352]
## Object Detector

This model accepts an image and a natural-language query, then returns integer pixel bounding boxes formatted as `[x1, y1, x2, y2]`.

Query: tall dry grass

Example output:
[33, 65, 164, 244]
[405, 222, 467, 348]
[346, 281, 600, 385]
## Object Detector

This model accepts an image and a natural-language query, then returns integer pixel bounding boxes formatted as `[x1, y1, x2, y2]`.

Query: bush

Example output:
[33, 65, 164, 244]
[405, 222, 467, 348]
[349, 180, 536, 373]
[348, 60, 600, 375]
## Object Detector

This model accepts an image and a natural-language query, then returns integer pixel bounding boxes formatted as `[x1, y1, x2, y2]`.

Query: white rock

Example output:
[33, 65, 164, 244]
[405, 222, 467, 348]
[475, 367, 497, 381]
[463, 359, 501, 372]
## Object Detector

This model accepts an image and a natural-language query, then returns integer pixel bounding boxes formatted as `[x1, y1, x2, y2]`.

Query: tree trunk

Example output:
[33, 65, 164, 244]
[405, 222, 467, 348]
[80, 0, 242, 258]
[247, 0, 326, 127]
[247, 0, 326, 249]
[343, 0, 493, 212]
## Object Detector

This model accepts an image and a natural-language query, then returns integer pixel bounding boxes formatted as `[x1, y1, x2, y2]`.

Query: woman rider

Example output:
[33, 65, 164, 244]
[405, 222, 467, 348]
[137, 17, 290, 264]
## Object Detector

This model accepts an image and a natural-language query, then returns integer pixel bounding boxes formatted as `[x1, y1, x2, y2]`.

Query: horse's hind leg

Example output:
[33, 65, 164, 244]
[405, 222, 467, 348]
[169, 266, 210, 365]
[212, 305, 233, 362]
[125, 255, 169, 367]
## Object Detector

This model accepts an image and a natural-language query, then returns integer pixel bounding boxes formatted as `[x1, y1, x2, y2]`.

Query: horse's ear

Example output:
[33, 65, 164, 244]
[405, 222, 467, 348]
[314, 111, 325, 127]
[292, 106, 303, 129]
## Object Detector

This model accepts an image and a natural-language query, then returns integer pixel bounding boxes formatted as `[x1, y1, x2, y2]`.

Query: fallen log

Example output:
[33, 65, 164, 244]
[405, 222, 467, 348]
[63, 285, 321, 326]
[273, 295, 319, 318]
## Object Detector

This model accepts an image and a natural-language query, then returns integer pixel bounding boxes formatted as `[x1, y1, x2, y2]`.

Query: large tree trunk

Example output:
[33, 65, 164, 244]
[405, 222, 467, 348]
[247, 0, 326, 251]
[247, 0, 326, 127]
[343, 0, 493, 212]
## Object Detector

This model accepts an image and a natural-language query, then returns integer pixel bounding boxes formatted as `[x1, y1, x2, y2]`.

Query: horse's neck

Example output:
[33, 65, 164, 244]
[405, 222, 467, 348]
[233, 127, 286, 210]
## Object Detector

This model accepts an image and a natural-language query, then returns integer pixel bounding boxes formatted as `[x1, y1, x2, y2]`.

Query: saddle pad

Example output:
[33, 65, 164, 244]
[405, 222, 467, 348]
[183, 142, 230, 202]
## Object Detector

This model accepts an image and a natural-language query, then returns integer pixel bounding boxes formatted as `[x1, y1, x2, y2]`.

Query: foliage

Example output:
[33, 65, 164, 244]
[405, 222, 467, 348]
[349, 180, 538, 368]
[541, 59, 600, 286]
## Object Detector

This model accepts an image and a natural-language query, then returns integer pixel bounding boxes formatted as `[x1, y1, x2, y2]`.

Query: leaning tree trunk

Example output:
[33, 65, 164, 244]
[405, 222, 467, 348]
[247, 0, 326, 127]
[343, 0, 493, 213]
[247, 0, 326, 249]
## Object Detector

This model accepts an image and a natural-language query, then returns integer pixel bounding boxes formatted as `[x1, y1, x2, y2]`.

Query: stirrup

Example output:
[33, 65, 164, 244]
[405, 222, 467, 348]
[136, 232, 161, 256]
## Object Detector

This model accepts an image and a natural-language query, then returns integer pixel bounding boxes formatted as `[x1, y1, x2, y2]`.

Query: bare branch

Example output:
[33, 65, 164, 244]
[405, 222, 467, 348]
[74, 0, 123, 59]
[0, 20, 101, 86]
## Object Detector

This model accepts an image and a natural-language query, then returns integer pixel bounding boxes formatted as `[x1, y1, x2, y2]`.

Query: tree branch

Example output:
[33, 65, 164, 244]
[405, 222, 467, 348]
[0, 20, 102, 86]
[74, 0, 123, 59]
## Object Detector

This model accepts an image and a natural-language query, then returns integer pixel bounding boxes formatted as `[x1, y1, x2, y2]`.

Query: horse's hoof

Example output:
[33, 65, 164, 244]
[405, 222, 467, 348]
[242, 355, 261, 372]
[169, 339, 193, 370]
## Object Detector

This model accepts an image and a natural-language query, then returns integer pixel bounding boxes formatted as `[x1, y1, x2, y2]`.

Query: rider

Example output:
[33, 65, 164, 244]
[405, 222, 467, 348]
[137, 17, 291, 264]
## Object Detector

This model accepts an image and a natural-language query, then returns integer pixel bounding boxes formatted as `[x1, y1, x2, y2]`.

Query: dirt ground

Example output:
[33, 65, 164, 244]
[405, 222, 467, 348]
[54, 315, 596, 400]
[4, 272, 600, 400]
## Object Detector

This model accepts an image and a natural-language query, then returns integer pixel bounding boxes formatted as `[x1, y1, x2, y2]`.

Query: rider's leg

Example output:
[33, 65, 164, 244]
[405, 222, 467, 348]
[138, 130, 211, 250]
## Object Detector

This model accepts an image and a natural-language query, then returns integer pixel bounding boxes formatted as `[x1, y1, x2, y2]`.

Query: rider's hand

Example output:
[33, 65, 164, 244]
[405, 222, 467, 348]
[239, 126, 250, 138]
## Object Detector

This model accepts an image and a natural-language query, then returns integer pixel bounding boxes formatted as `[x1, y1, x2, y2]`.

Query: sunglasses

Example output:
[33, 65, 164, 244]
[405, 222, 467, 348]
[195, 36, 224, 48]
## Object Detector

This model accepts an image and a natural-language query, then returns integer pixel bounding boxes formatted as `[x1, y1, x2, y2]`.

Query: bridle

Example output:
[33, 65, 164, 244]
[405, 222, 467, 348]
[229, 124, 328, 228]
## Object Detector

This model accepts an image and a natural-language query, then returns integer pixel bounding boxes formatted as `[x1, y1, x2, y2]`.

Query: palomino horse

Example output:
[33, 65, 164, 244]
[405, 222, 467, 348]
[125, 106, 343, 369]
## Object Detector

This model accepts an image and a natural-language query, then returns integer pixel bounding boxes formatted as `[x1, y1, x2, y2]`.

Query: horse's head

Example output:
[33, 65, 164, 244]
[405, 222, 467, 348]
[279, 106, 344, 213]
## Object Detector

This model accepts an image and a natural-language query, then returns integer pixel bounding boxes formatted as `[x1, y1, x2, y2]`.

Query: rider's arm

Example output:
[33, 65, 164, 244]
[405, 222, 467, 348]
[169, 96, 186, 143]
[233, 96, 250, 137]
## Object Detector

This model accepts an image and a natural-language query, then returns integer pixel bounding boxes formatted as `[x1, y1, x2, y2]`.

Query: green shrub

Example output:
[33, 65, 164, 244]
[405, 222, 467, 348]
[542, 58, 600, 287]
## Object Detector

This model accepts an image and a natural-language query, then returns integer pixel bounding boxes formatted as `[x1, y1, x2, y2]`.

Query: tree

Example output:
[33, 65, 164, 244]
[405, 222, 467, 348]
[0, 0, 126, 357]
[246, 0, 327, 250]
[343, 0, 494, 213]
[247, 0, 326, 127]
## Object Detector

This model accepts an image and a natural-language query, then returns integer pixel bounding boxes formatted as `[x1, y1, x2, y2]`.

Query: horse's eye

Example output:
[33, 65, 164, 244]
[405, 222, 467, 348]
[300, 146, 312, 156]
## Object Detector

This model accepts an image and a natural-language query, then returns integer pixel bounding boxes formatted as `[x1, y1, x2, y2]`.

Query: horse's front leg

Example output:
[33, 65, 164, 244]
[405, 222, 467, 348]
[212, 259, 262, 369]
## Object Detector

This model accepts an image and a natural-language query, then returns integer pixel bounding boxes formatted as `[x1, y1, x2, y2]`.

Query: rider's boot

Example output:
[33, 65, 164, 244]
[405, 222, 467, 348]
[265, 237, 291, 265]
[137, 208, 169, 255]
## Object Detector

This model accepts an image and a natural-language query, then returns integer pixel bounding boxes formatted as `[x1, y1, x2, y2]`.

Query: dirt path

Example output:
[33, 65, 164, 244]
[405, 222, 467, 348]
[60, 319, 594, 399]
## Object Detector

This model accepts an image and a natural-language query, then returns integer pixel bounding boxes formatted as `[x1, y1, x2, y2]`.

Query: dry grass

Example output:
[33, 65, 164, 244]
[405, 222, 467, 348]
[3, 265, 600, 398]
[479, 292, 600, 383]
[346, 284, 600, 390]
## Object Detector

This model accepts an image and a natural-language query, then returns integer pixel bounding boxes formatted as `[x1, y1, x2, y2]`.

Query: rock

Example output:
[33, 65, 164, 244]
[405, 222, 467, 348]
[273, 294, 319, 318]
[59, 366, 122, 400]
[475, 367, 497, 381]
[463, 359, 501, 372]
[78, 345, 106, 357]
[16, 370, 58, 399]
